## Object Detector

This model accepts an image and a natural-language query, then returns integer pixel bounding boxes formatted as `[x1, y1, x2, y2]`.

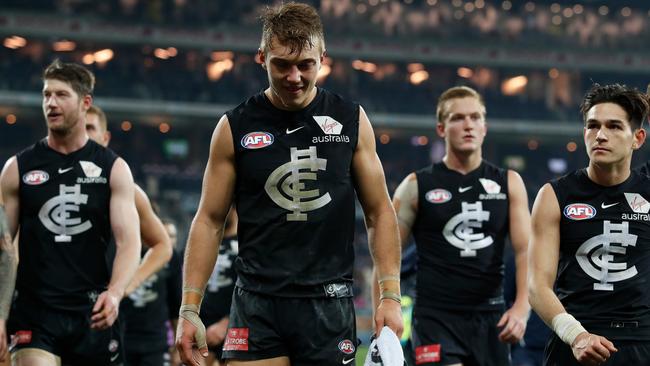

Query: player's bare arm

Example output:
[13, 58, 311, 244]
[497, 170, 530, 343]
[125, 184, 173, 295]
[353, 106, 403, 337]
[91, 158, 141, 330]
[371, 173, 418, 312]
[393, 173, 418, 250]
[0, 158, 19, 362]
[176, 115, 235, 366]
[529, 184, 616, 365]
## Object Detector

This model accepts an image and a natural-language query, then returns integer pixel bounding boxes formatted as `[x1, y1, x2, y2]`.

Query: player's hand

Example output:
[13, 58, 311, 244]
[169, 345, 182, 366]
[497, 305, 528, 343]
[206, 317, 229, 346]
[90, 290, 121, 330]
[571, 332, 617, 366]
[175, 307, 208, 366]
[374, 298, 403, 338]
[0, 319, 7, 362]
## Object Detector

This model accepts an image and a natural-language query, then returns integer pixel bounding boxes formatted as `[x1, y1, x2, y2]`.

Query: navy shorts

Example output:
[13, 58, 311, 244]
[544, 334, 650, 366]
[222, 286, 358, 365]
[7, 299, 124, 365]
[411, 307, 510, 366]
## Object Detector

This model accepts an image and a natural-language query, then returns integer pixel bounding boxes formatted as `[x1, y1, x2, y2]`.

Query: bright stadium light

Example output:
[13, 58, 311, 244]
[501, 75, 528, 95]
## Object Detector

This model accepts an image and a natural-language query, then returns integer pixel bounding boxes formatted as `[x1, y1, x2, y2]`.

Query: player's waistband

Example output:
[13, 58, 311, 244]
[583, 319, 650, 340]
[235, 278, 354, 298]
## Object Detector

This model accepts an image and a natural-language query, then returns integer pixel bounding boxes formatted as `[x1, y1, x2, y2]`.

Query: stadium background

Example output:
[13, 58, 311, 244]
[1, 0, 649, 364]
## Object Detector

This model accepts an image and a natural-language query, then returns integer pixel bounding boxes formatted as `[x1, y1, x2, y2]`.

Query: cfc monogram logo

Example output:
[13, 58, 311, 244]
[576, 220, 637, 291]
[442, 201, 493, 257]
[38, 184, 92, 242]
[264, 146, 331, 221]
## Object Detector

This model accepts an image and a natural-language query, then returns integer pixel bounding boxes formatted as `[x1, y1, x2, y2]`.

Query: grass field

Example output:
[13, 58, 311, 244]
[355, 345, 368, 366]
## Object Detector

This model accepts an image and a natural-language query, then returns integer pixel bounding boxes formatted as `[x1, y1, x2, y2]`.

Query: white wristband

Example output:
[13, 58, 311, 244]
[551, 313, 587, 346]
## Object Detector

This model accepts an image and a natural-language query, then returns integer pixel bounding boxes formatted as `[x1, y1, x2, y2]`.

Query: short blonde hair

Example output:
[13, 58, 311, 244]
[436, 86, 486, 123]
[87, 105, 108, 132]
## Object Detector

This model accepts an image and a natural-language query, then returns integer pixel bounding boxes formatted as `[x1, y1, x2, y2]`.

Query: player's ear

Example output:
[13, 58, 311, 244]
[258, 49, 266, 69]
[436, 122, 445, 138]
[633, 128, 646, 150]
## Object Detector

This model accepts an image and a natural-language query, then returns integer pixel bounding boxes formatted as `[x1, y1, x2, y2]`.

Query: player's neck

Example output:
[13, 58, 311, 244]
[442, 150, 482, 174]
[47, 127, 89, 155]
[587, 161, 631, 186]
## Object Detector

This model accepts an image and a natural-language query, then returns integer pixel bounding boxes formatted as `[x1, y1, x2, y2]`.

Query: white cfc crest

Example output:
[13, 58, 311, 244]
[128, 274, 159, 307]
[264, 146, 331, 221]
[39, 184, 92, 242]
[442, 201, 493, 257]
[576, 220, 637, 291]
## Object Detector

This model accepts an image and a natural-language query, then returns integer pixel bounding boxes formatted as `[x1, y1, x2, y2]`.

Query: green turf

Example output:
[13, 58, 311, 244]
[356, 345, 368, 366]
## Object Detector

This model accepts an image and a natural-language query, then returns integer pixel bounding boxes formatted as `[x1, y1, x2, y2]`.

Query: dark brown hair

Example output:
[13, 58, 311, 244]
[580, 83, 649, 129]
[42, 59, 95, 97]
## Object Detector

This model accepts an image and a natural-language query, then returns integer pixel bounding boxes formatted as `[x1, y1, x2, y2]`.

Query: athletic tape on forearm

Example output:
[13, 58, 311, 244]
[380, 290, 402, 304]
[378, 275, 400, 284]
[552, 313, 587, 345]
[179, 304, 207, 349]
[183, 286, 205, 298]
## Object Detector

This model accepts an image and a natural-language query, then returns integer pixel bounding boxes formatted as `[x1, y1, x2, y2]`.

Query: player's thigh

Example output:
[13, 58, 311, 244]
[13, 348, 61, 366]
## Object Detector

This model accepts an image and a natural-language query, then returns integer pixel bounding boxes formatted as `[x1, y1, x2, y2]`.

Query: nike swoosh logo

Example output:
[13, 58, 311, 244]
[601, 202, 619, 209]
[342, 358, 355, 365]
[458, 186, 472, 193]
[110, 354, 119, 362]
[58, 167, 74, 174]
[286, 126, 305, 134]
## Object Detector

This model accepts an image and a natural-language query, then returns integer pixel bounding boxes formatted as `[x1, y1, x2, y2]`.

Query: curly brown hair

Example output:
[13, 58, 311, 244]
[259, 2, 325, 55]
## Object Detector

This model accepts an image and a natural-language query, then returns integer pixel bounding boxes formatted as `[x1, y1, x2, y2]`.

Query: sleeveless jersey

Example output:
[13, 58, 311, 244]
[412, 161, 509, 311]
[551, 169, 650, 340]
[121, 249, 183, 352]
[201, 236, 238, 323]
[634, 161, 650, 177]
[227, 88, 359, 297]
[16, 138, 117, 311]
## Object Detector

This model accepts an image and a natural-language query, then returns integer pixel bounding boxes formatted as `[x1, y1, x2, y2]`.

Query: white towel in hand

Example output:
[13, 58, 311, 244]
[363, 326, 404, 366]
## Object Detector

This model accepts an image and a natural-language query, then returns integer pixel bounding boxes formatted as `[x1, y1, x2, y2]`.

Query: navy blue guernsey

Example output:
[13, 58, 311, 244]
[121, 249, 183, 352]
[227, 88, 359, 297]
[634, 161, 650, 177]
[201, 236, 238, 323]
[16, 138, 118, 311]
[551, 169, 650, 340]
[412, 161, 509, 312]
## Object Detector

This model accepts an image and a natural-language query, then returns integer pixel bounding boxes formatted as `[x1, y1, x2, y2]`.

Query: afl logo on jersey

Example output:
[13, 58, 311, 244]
[22, 170, 49, 185]
[338, 339, 355, 354]
[564, 203, 596, 220]
[241, 132, 274, 149]
[425, 189, 452, 204]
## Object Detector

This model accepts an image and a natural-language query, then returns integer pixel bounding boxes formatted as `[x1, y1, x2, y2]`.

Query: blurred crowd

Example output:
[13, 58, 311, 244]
[3, 42, 647, 122]
[3, 0, 650, 48]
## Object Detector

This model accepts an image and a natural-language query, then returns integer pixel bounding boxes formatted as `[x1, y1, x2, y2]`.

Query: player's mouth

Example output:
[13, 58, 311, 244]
[592, 146, 610, 153]
[285, 85, 303, 95]
[47, 112, 63, 121]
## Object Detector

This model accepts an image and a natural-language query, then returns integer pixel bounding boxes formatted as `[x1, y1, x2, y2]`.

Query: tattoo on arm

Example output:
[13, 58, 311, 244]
[0, 204, 17, 320]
